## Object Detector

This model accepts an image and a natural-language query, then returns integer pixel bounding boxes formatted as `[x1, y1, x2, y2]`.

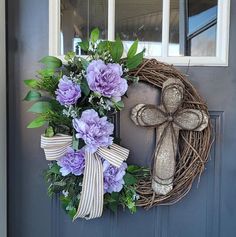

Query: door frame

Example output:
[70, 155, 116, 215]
[0, 0, 6, 236]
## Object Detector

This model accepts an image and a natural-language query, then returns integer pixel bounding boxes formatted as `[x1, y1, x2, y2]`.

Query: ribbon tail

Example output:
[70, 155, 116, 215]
[73, 152, 103, 220]
[97, 143, 129, 167]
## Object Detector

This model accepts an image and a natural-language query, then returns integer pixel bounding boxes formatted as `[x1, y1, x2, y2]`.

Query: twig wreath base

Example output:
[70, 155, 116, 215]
[129, 59, 212, 208]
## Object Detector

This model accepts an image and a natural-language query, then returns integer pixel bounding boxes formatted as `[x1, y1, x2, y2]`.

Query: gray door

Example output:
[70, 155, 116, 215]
[7, 0, 236, 237]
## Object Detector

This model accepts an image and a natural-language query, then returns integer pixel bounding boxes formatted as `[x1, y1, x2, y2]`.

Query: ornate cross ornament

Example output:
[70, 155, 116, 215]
[131, 78, 209, 195]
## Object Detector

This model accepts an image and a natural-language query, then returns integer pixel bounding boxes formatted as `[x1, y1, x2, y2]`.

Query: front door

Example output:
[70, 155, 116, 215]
[7, 0, 236, 237]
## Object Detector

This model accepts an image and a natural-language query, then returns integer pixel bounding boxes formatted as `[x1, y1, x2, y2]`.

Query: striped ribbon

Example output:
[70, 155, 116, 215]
[40, 134, 129, 220]
[41, 134, 73, 160]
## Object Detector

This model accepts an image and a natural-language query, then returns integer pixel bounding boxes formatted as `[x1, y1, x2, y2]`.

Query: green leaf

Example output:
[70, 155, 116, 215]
[49, 163, 60, 175]
[126, 49, 145, 70]
[78, 41, 89, 52]
[127, 40, 138, 58]
[110, 38, 124, 62]
[65, 51, 76, 61]
[23, 91, 41, 101]
[97, 40, 111, 53]
[37, 68, 55, 77]
[127, 165, 142, 173]
[80, 79, 90, 96]
[27, 116, 46, 128]
[90, 28, 100, 43]
[24, 79, 38, 88]
[39, 56, 62, 69]
[68, 208, 77, 219]
[124, 173, 137, 186]
[80, 57, 89, 70]
[113, 100, 124, 111]
[72, 134, 79, 151]
[45, 126, 54, 137]
[28, 101, 51, 113]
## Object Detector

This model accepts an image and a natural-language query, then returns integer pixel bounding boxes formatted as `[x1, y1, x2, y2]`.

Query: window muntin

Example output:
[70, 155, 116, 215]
[53, 0, 230, 66]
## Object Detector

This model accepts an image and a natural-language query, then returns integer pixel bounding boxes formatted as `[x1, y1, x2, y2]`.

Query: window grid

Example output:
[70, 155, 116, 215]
[49, 0, 230, 66]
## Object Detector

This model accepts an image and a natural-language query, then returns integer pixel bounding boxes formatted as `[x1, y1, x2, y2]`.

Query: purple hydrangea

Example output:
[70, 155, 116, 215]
[73, 109, 114, 153]
[86, 60, 128, 102]
[56, 75, 81, 106]
[103, 160, 127, 193]
[57, 147, 85, 176]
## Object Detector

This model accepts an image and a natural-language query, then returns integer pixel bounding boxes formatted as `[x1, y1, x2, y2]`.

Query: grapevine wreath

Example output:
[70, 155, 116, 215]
[24, 28, 212, 220]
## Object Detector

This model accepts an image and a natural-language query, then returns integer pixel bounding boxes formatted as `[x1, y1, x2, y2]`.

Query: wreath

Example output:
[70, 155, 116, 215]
[24, 28, 212, 221]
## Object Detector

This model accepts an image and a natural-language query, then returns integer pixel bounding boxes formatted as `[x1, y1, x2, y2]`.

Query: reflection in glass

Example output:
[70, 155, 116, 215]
[169, 0, 218, 56]
[61, 0, 107, 55]
[115, 0, 163, 56]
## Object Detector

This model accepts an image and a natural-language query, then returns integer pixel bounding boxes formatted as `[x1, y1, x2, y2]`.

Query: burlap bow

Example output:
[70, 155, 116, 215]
[41, 134, 129, 220]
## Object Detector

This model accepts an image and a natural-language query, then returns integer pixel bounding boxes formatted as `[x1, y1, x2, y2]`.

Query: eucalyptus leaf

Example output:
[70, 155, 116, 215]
[110, 38, 124, 62]
[28, 101, 51, 113]
[39, 56, 62, 69]
[23, 90, 41, 101]
[90, 28, 100, 43]
[127, 40, 138, 58]
[27, 116, 46, 128]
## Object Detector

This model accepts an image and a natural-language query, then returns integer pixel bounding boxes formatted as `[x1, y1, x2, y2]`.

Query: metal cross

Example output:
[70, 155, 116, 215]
[131, 78, 209, 195]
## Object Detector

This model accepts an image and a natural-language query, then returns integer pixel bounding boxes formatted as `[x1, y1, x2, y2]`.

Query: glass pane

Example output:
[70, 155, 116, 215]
[61, 0, 107, 55]
[169, 0, 218, 56]
[115, 0, 163, 56]
[190, 24, 216, 56]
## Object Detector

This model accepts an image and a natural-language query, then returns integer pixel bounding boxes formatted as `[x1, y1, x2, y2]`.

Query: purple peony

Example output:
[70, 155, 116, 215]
[73, 109, 114, 153]
[103, 160, 127, 193]
[56, 75, 81, 106]
[86, 60, 128, 102]
[57, 147, 85, 176]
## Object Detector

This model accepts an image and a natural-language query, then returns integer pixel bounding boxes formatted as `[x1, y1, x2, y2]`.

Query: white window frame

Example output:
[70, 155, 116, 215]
[49, 0, 231, 66]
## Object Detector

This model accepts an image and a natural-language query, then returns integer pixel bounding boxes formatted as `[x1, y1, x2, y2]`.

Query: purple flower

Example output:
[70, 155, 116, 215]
[73, 109, 114, 153]
[57, 147, 85, 176]
[86, 60, 128, 102]
[103, 160, 127, 193]
[56, 75, 81, 106]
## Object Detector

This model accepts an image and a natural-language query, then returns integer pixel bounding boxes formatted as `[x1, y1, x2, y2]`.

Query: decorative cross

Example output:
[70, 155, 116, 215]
[131, 78, 209, 195]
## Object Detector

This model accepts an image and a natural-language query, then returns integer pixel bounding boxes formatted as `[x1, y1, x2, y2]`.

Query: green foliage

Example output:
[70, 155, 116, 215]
[110, 38, 124, 62]
[45, 126, 54, 137]
[90, 27, 100, 43]
[79, 40, 90, 52]
[127, 40, 138, 58]
[64, 51, 76, 61]
[28, 101, 51, 113]
[39, 56, 62, 69]
[24, 79, 38, 89]
[27, 116, 46, 128]
[23, 90, 41, 101]
[126, 49, 145, 70]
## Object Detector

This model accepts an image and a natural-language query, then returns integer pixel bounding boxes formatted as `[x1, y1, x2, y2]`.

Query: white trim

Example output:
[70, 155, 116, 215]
[49, 0, 61, 56]
[49, 0, 231, 66]
[161, 0, 170, 57]
[108, 0, 115, 41]
[0, 0, 6, 237]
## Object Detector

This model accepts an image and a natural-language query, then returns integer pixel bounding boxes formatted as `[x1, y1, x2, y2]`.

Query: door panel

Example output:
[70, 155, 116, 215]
[7, 0, 236, 237]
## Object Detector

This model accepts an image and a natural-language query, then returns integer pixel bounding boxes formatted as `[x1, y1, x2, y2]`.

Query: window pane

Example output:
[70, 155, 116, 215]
[190, 24, 216, 56]
[115, 0, 163, 56]
[61, 0, 107, 55]
[169, 0, 218, 56]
